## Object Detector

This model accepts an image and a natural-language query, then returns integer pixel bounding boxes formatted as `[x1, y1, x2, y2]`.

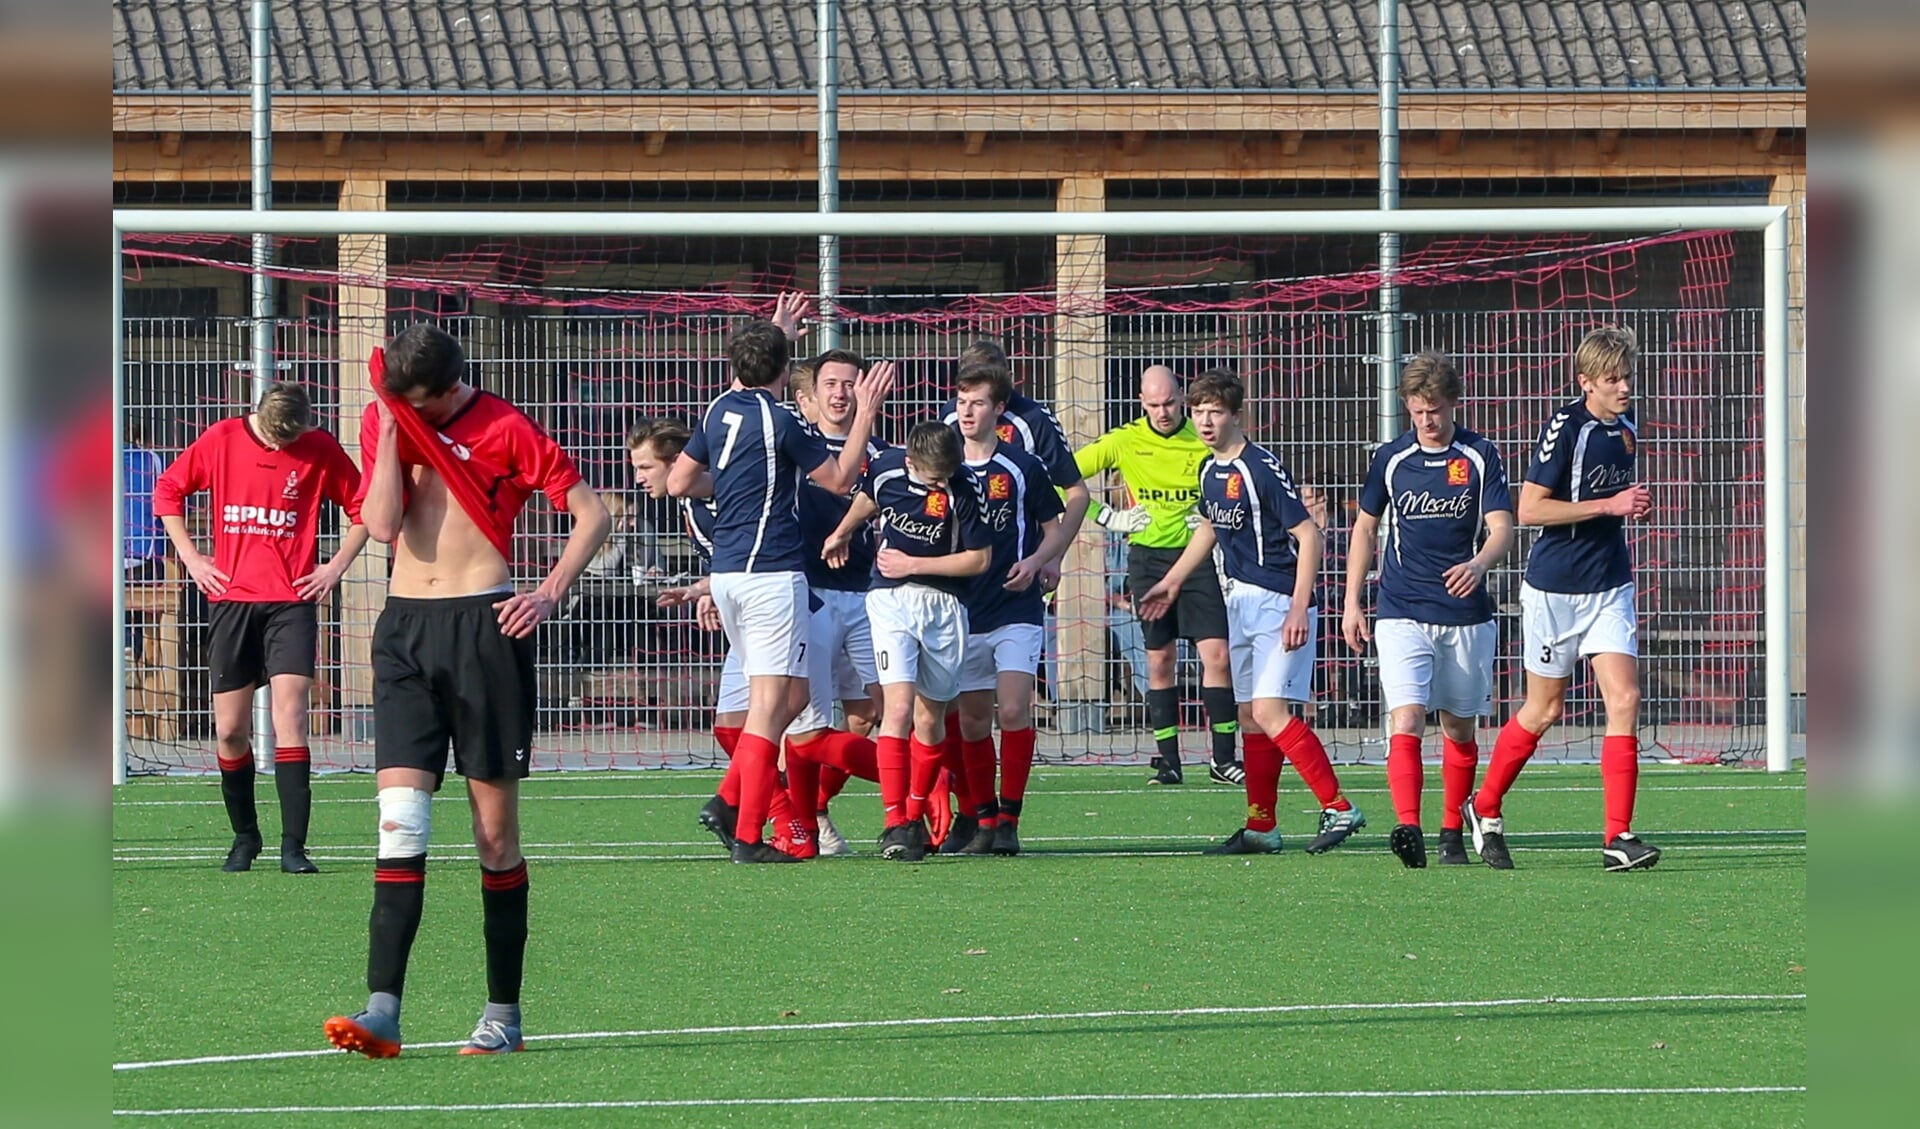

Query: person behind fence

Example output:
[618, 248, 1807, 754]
[1073, 364, 1241, 788]
[324, 323, 611, 1060]
[1139, 371, 1365, 856]
[152, 381, 368, 876]
[1341, 352, 1514, 869]
[1462, 326, 1662, 873]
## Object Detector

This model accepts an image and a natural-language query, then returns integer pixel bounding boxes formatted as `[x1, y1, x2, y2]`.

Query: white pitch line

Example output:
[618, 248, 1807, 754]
[112, 992, 1804, 1073]
[112, 1086, 1807, 1116]
[113, 843, 1808, 864]
[111, 828, 1809, 853]
[110, 783, 1807, 807]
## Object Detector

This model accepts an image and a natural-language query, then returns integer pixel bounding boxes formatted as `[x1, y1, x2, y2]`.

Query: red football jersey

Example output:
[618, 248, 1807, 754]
[353, 391, 581, 559]
[152, 417, 363, 603]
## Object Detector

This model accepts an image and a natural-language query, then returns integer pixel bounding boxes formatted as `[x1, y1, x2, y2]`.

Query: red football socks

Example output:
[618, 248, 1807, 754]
[1476, 718, 1542, 820]
[998, 727, 1035, 810]
[1387, 733, 1424, 827]
[961, 737, 999, 824]
[731, 733, 779, 845]
[905, 734, 943, 823]
[1277, 717, 1347, 810]
[817, 766, 851, 810]
[1602, 734, 1639, 840]
[1243, 730, 1282, 832]
[781, 744, 821, 839]
[1440, 737, 1479, 830]
[876, 735, 911, 827]
[714, 726, 744, 806]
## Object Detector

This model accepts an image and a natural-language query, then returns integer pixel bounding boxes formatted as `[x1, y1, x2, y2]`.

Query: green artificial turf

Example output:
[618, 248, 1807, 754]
[113, 763, 1805, 1127]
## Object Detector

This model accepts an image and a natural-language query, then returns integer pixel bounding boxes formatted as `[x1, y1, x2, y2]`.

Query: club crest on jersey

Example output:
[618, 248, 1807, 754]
[281, 470, 301, 499]
[924, 490, 948, 518]
[1446, 458, 1470, 487]
[996, 423, 1015, 444]
[1225, 473, 1243, 500]
[987, 473, 1012, 500]
[1619, 429, 1636, 455]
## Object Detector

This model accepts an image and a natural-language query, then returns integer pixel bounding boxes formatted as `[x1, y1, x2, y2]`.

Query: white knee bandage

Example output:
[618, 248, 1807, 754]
[376, 787, 432, 858]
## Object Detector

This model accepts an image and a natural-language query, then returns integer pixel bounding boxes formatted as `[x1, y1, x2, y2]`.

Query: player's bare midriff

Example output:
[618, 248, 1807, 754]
[388, 463, 511, 597]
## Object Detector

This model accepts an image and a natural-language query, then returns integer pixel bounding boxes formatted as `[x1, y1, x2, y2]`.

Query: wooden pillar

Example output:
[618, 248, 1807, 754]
[1053, 177, 1107, 711]
[337, 177, 388, 721]
[1770, 168, 1806, 697]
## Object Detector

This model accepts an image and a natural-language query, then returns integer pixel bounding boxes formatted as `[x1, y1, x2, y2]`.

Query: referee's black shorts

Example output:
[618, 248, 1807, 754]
[1126, 545, 1229, 649]
[208, 600, 318, 693]
[373, 591, 536, 788]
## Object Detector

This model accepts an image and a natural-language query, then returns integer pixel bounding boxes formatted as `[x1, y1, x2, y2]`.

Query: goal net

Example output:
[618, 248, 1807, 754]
[117, 218, 1776, 773]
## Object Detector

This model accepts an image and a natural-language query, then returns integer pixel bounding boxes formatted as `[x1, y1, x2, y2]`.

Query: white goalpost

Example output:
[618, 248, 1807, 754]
[110, 205, 1796, 785]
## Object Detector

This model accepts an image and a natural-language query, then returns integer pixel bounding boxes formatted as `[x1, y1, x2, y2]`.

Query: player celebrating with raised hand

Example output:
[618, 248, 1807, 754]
[1342, 353, 1514, 868]
[1464, 326, 1661, 872]
[667, 319, 891, 863]
[1139, 372, 1364, 855]
[153, 381, 368, 875]
[325, 323, 611, 1059]
[822, 422, 991, 862]
[948, 364, 1072, 856]
[1074, 364, 1240, 787]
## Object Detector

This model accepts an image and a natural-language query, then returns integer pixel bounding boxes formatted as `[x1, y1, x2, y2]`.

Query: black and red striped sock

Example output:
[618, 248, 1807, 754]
[480, 860, 529, 1006]
[273, 746, 312, 848]
[368, 855, 426, 999]
[217, 750, 258, 836]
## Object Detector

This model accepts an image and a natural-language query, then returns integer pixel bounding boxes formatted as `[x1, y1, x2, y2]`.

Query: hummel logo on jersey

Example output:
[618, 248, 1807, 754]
[281, 470, 301, 499]
[436, 432, 472, 461]
[925, 490, 948, 518]
[1225, 473, 1243, 500]
[987, 473, 1012, 500]
[996, 423, 1016, 444]
[1447, 458, 1470, 486]
[1538, 412, 1570, 463]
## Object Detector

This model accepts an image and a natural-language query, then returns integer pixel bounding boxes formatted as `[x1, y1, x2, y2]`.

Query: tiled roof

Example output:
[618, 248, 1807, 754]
[114, 1, 1805, 94]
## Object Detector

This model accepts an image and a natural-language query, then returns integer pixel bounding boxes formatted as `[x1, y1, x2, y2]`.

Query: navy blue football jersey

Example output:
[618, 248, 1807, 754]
[683, 387, 828, 573]
[963, 443, 1067, 633]
[940, 390, 1082, 489]
[1523, 400, 1636, 594]
[1357, 427, 1513, 625]
[860, 447, 992, 601]
[1198, 441, 1315, 597]
[790, 409, 888, 593]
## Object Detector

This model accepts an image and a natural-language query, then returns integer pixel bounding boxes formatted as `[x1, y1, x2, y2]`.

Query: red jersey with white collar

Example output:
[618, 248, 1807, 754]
[152, 417, 363, 603]
[353, 391, 581, 557]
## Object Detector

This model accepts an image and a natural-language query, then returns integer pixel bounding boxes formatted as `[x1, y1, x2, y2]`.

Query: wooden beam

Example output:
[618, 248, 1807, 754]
[1754, 126, 1779, 153]
[1119, 131, 1145, 156]
[1279, 130, 1304, 157]
[964, 130, 988, 156]
[114, 131, 1803, 184]
[335, 176, 388, 716]
[321, 131, 345, 157]
[158, 131, 182, 158]
[1596, 129, 1621, 156]
[114, 91, 1807, 138]
[482, 130, 507, 157]
[1053, 176, 1106, 710]
[1435, 129, 1462, 156]
[644, 131, 668, 158]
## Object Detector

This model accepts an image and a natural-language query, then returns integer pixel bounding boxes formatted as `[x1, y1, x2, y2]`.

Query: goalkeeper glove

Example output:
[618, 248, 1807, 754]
[1096, 506, 1153, 534]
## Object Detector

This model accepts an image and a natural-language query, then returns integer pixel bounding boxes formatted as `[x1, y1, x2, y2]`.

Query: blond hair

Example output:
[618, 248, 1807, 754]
[1399, 351, 1463, 404]
[254, 382, 314, 445]
[1574, 325, 1637, 383]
